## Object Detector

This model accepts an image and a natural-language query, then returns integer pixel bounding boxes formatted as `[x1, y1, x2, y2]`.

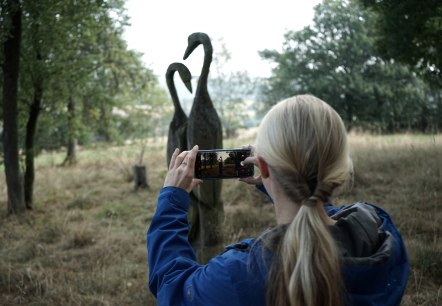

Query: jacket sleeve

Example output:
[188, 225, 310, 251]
[147, 187, 196, 297]
[147, 187, 250, 306]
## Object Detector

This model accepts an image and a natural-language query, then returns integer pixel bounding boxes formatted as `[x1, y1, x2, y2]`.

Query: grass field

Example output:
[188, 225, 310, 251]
[0, 132, 441, 305]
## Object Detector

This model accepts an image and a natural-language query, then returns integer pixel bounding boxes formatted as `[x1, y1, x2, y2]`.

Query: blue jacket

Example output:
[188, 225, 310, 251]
[147, 187, 409, 306]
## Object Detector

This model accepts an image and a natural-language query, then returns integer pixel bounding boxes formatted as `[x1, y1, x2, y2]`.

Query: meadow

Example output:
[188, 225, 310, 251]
[0, 131, 441, 305]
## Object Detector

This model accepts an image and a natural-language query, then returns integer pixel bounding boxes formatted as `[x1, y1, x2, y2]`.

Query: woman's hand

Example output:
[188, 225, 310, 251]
[163, 145, 203, 193]
[239, 156, 262, 185]
[239, 144, 262, 185]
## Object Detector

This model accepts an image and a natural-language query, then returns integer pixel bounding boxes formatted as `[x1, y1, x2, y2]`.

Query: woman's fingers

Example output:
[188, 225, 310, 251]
[186, 145, 198, 171]
[241, 156, 258, 166]
[191, 178, 203, 189]
[174, 150, 189, 168]
[164, 145, 201, 192]
[169, 148, 180, 170]
[239, 175, 262, 185]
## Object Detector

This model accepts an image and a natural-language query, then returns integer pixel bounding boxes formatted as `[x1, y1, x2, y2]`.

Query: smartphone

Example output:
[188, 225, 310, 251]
[195, 149, 254, 179]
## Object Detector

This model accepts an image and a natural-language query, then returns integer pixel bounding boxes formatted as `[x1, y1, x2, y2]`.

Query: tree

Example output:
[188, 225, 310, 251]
[18, 0, 158, 165]
[16, 0, 128, 206]
[360, 0, 442, 81]
[260, 0, 430, 132]
[82, 25, 161, 143]
[20, 0, 56, 206]
[55, 0, 125, 165]
[209, 39, 257, 137]
[360, 0, 442, 130]
[1, 0, 25, 213]
[1, 0, 164, 211]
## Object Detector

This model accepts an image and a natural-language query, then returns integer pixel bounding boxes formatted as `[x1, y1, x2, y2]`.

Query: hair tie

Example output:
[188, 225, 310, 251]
[302, 196, 319, 207]
[312, 182, 335, 203]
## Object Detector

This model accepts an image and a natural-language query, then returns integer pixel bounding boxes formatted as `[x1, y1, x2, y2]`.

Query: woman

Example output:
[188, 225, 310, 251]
[147, 95, 409, 306]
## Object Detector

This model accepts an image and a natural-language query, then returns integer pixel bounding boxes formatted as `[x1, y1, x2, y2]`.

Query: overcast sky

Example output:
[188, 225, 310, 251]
[123, 0, 321, 79]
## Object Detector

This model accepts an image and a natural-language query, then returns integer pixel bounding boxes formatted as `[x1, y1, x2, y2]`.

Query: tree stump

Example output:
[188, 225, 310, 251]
[133, 165, 148, 190]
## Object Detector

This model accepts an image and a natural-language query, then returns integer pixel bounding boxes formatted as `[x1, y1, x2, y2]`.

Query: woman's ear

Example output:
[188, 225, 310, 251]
[257, 156, 270, 179]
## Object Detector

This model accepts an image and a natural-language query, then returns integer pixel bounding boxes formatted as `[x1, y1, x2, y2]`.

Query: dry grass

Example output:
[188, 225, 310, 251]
[0, 132, 441, 305]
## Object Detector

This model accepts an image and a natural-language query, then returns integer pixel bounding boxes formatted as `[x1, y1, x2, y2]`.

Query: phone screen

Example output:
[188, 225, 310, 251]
[195, 149, 254, 179]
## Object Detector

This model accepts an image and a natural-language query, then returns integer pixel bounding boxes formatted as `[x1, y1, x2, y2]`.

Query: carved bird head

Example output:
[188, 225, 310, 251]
[183, 32, 212, 60]
[166, 62, 193, 93]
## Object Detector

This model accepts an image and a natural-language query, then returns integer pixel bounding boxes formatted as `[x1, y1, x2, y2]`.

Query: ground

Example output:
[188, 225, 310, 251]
[0, 132, 440, 305]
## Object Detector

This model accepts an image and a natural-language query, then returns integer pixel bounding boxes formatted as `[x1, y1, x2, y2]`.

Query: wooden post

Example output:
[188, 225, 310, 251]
[133, 165, 148, 190]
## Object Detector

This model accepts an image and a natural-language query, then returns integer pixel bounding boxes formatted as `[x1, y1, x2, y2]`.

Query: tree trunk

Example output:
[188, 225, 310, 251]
[437, 91, 442, 132]
[345, 93, 354, 132]
[62, 96, 77, 166]
[419, 103, 429, 133]
[1, 0, 25, 214]
[24, 79, 43, 209]
[99, 103, 111, 142]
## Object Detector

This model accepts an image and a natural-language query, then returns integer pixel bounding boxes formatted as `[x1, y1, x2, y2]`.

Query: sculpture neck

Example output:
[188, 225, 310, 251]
[166, 72, 186, 117]
[197, 43, 212, 95]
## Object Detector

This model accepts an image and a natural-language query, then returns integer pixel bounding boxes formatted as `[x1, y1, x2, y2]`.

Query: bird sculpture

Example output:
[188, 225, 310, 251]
[165, 62, 192, 165]
[183, 32, 223, 263]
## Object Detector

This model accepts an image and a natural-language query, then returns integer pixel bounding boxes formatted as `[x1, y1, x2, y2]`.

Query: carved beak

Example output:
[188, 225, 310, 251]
[183, 41, 199, 60]
[184, 81, 193, 93]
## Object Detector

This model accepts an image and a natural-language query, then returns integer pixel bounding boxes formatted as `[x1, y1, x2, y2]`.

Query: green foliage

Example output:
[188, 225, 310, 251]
[1, 0, 169, 154]
[260, 0, 438, 132]
[360, 0, 442, 84]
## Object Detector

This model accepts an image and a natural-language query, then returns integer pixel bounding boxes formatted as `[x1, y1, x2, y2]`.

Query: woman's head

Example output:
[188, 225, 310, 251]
[259, 95, 351, 306]
[256, 94, 352, 204]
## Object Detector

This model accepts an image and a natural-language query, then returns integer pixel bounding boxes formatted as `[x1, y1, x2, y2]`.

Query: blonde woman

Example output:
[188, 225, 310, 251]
[147, 95, 409, 305]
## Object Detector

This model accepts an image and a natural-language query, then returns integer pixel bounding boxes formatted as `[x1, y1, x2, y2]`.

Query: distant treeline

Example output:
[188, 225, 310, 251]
[258, 0, 442, 133]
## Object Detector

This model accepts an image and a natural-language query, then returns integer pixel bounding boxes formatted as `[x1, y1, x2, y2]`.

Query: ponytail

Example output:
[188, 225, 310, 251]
[266, 179, 343, 306]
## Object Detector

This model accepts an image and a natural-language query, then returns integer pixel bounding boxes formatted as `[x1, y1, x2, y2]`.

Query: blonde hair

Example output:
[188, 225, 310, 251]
[257, 95, 352, 306]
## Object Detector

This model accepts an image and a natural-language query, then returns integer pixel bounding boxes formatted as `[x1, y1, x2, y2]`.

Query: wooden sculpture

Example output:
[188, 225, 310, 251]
[183, 32, 223, 262]
[165, 62, 192, 165]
